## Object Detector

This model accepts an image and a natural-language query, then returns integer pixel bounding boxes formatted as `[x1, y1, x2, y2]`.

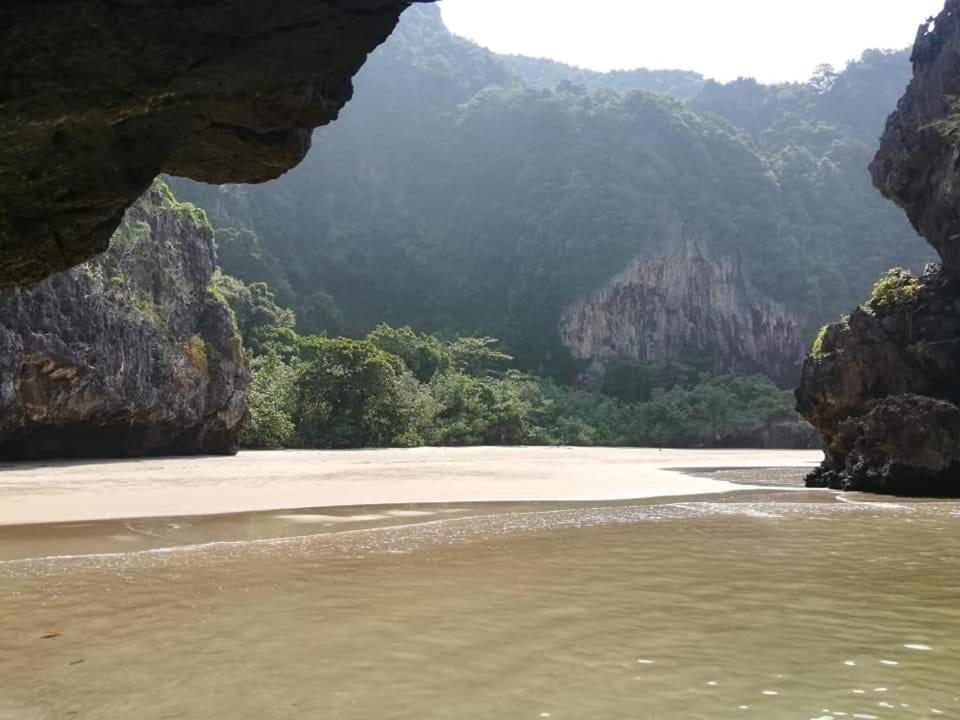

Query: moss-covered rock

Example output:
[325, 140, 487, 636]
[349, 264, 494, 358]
[0, 181, 248, 459]
[867, 267, 920, 312]
[797, 264, 960, 492]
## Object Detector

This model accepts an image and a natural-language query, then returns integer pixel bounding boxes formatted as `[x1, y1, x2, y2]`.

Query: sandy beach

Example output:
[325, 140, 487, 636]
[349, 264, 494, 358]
[0, 447, 822, 526]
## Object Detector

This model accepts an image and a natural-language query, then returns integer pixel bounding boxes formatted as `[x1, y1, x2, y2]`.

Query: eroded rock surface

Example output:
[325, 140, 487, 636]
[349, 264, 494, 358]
[806, 394, 960, 495]
[561, 255, 805, 388]
[0, 0, 424, 287]
[798, 1, 960, 493]
[798, 264, 960, 492]
[0, 182, 247, 459]
[871, 1, 960, 277]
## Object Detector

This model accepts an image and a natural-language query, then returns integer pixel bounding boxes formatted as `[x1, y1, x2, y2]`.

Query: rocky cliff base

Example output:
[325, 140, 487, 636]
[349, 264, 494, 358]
[798, 265, 960, 493]
[0, 183, 247, 459]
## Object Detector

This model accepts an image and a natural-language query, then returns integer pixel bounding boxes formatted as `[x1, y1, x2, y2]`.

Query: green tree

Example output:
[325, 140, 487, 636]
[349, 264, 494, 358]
[241, 353, 298, 449]
[601, 360, 658, 402]
[367, 323, 452, 382]
[209, 272, 296, 355]
[449, 336, 513, 376]
[810, 63, 838, 93]
[293, 337, 410, 448]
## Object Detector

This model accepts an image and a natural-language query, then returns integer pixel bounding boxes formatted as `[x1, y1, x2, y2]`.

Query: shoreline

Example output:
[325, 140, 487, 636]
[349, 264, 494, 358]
[0, 447, 822, 527]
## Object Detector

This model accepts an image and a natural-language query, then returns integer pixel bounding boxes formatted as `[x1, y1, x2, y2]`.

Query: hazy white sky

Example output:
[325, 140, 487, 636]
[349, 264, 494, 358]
[439, 0, 944, 83]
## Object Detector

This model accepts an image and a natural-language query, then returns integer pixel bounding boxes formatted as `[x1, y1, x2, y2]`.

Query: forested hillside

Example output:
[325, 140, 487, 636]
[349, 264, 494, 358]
[172, 5, 927, 386]
[214, 272, 799, 450]
[501, 55, 706, 99]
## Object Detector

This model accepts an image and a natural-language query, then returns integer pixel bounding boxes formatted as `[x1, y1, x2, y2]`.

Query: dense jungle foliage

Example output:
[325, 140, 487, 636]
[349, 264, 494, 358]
[173, 5, 928, 381]
[213, 273, 794, 449]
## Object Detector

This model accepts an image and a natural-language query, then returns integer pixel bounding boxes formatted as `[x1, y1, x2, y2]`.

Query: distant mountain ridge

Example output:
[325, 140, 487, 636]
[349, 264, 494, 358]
[500, 54, 706, 100]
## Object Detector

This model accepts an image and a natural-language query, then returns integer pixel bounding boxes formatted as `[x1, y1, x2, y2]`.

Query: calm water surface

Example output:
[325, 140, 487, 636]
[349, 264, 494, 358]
[2, 474, 960, 719]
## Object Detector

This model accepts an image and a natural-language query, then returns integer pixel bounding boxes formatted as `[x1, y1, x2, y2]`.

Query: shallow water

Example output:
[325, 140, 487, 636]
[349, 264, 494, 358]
[2, 477, 960, 719]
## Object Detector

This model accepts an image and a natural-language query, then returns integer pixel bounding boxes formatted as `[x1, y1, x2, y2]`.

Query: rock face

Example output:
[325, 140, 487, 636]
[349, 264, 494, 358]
[560, 255, 805, 388]
[798, 1, 960, 494]
[0, 0, 425, 288]
[0, 182, 247, 459]
[870, 2, 960, 278]
[798, 265, 960, 493]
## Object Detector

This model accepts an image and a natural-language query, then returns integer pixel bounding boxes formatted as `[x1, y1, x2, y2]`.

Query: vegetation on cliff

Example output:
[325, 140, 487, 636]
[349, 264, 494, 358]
[0, 5, 938, 463]
[798, 263, 960, 493]
[796, 3, 960, 494]
[173, 6, 927, 383]
[866, 267, 920, 312]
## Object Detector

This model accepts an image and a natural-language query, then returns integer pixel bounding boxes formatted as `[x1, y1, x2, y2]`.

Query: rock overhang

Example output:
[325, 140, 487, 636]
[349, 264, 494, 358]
[0, 0, 431, 288]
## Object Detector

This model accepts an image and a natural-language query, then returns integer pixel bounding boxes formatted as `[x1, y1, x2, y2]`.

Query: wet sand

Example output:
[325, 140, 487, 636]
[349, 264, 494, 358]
[9, 447, 960, 720]
[0, 447, 822, 526]
[4, 466, 960, 720]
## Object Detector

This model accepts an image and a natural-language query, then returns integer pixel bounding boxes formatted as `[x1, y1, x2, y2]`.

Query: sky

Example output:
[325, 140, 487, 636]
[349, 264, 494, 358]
[439, 0, 945, 84]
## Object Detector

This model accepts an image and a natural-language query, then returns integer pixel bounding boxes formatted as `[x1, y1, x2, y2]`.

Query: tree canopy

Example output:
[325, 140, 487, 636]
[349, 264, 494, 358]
[173, 6, 926, 386]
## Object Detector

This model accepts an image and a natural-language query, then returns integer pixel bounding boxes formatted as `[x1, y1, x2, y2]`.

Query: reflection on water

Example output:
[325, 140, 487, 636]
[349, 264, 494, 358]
[2, 490, 960, 719]
[683, 465, 812, 488]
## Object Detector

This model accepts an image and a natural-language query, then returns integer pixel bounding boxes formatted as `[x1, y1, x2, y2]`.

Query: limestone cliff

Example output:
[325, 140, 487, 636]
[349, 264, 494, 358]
[798, 265, 960, 493]
[870, 1, 960, 277]
[560, 255, 805, 388]
[0, 0, 426, 288]
[0, 182, 247, 459]
[798, 0, 960, 493]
